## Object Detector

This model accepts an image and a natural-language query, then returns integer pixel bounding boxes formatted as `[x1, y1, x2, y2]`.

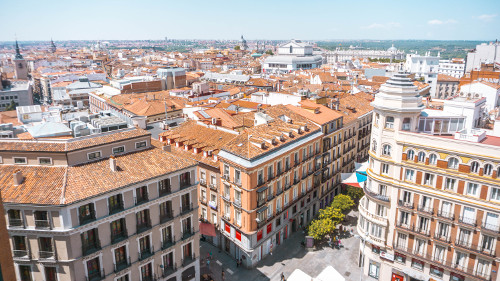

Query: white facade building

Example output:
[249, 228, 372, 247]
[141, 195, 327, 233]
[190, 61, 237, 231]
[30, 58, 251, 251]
[262, 40, 323, 73]
[459, 81, 500, 112]
[404, 53, 441, 96]
[465, 41, 500, 72]
[438, 59, 465, 78]
[326, 45, 405, 64]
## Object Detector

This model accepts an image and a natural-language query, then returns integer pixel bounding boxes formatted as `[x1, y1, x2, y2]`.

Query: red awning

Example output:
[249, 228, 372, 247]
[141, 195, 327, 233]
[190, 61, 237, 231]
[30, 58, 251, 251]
[200, 222, 216, 237]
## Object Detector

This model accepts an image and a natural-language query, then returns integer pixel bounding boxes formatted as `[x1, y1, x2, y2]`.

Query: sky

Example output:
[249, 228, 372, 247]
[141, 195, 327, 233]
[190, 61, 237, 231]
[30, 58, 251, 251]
[1, 0, 499, 41]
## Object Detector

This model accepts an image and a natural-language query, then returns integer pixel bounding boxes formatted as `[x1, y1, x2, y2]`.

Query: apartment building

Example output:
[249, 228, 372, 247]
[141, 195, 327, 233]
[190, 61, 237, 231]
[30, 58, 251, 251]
[358, 73, 500, 281]
[0, 191, 16, 281]
[0, 128, 200, 281]
[159, 120, 238, 248]
[216, 105, 325, 267]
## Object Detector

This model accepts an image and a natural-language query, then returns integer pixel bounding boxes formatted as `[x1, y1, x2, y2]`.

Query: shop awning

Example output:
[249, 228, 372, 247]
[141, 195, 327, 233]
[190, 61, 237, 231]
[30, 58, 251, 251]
[199, 222, 216, 237]
[341, 161, 368, 187]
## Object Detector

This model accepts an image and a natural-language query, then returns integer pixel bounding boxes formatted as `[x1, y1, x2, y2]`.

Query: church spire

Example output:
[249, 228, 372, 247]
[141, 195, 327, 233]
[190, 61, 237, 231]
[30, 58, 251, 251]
[15, 40, 23, 60]
[50, 38, 56, 53]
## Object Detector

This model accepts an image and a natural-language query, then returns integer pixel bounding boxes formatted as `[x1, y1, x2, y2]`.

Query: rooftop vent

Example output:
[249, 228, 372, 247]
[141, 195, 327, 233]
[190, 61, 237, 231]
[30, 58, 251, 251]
[110, 156, 118, 172]
[13, 170, 23, 186]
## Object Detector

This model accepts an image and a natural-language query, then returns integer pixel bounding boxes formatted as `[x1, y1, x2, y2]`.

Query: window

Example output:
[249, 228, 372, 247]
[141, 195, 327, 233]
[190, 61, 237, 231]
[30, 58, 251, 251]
[395, 253, 406, 264]
[470, 161, 480, 173]
[19, 265, 32, 281]
[136, 209, 151, 232]
[399, 211, 410, 225]
[14, 157, 27, 164]
[481, 235, 494, 252]
[108, 194, 123, 214]
[444, 178, 456, 191]
[368, 261, 380, 279]
[159, 178, 171, 195]
[405, 169, 415, 182]
[235, 209, 241, 226]
[433, 245, 446, 263]
[411, 259, 424, 270]
[87, 151, 101, 160]
[402, 118, 411, 131]
[484, 212, 499, 231]
[491, 187, 500, 201]
[476, 259, 490, 277]
[114, 245, 128, 270]
[382, 144, 391, 156]
[429, 154, 437, 165]
[375, 113, 379, 125]
[110, 218, 127, 243]
[44, 267, 57, 281]
[437, 222, 449, 239]
[466, 183, 478, 196]
[234, 169, 241, 185]
[38, 157, 52, 165]
[223, 164, 229, 177]
[454, 252, 467, 268]
[370, 223, 382, 238]
[381, 164, 389, 175]
[112, 146, 125, 154]
[385, 116, 394, 129]
[224, 203, 230, 219]
[424, 173, 435, 186]
[407, 150, 415, 161]
[448, 157, 459, 169]
[414, 239, 426, 255]
[484, 164, 493, 176]
[372, 140, 377, 152]
[135, 141, 147, 148]
[180, 172, 191, 187]
[418, 152, 426, 162]
[140, 262, 153, 281]
[224, 184, 230, 199]
[78, 203, 95, 225]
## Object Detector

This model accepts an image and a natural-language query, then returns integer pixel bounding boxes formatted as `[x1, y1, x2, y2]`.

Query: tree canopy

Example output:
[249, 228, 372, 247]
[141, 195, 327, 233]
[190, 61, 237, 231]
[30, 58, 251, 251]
[331, 194, 355, 213]
[346, 186, 364, 202]
[234, 45, 241, 50]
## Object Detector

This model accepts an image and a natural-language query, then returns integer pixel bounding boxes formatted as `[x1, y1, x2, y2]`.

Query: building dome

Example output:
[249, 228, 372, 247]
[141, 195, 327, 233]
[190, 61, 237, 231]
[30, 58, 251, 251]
[387, 44, 398, 52]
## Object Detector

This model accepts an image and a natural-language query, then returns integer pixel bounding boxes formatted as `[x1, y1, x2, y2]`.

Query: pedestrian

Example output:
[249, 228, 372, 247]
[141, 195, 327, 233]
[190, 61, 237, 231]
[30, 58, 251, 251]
[270, 243, 273, 255]
[222, 270, 225, 281]
[281, 272, 286, 281]
[236, 258, 239, 267]
[209, 251, 213, 260]
[206, 259, 210, 268]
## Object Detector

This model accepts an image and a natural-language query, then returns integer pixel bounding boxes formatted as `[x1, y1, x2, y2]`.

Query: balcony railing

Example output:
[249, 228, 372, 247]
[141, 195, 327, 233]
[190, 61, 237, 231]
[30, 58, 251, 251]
[437, 209, 454, 221]
[181, 227, 195, 240]
[35, 220, 51, 229]
[209, 183, 217, 191]
[180, 203, 193, 215]
[114, 257, 131, 273]
[139, 246, 154, 260]
[233, 199, 241, 208]
[159, 187, 172, 197]
[38, 250, 55, 260]
[200, 179, 207, 187]
[111, 230, 128, 244]
[79, 211, 96, 226]
[160, 211, 175, 224]
[397, 200, 414, 209]
[257, 198, 267, 208]
[9, 219, 24, 228]
[180, 180, 192, 189]
[135, 194, 149, 206]
[284, 183, 291, 190]
[162, 264, 177, 277]
[458, 216, 477, 227]
[222, 174, 230, 181]
[109, 202, 124, 215]
[82, 240, 101, 256]
[454, 240, 496, 257]
[137, 220, 152, 234]
[182, 254, 196, 266]
[433, 233, 451, 243]
[13, 249, 30, 258]
[293, 178, 300, 185]
[162, 236, 175, 250]
[364, 186, 390, 202]
[481, 222, 500, 233]
[86, 270, 105, 281]
[417, 204, 434, 215]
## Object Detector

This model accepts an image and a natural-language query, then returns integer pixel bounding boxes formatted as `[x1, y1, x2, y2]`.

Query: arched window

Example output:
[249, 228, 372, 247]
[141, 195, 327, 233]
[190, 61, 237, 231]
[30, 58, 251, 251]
[448, 157, 459, 169]
[402, 118, 411, 131]
[382, 144, 392, 156]
[407, 149, 415, 161]
[372, 140, 377, 152]
[429, 154, 437, 165]
[470, 161, 480, 173]
[418, 152, 426, 162]
[484, 164, 493, 176]
[375, 113, 380, 126]
[385, 116, 394, 129]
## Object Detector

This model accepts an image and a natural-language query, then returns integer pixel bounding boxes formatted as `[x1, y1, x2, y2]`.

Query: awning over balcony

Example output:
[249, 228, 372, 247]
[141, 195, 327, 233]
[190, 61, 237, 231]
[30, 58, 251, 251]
[200, 222, 216, 237]
[341, 161, 368, 187]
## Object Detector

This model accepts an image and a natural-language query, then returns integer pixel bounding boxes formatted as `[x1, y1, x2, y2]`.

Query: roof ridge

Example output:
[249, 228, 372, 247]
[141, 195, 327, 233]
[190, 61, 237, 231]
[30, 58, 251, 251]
[59, 167, 69, 205]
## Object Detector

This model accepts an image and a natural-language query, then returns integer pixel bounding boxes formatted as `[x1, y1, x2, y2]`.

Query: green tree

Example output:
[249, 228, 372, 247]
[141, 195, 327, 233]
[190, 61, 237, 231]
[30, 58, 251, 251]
[308, 218, 336, 240]
[318, 205, 345, 223]
[346, 186, 364, 203]
[5, 100, 17, 111]
[234, 45, 241, 50]
[265, 50, 274, 55]
[331, 194, 354, 213]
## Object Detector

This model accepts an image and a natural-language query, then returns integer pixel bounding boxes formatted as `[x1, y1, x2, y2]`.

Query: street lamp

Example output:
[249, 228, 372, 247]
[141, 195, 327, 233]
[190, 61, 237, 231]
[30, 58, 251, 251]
[354, 232, 371, 281]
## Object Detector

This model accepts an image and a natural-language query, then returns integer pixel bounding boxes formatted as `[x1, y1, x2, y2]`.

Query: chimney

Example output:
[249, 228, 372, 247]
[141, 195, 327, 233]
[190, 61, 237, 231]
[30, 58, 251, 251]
[162, 145, 171, 152]
[13, 170, 23, 186]
[110, 156, 118, 172]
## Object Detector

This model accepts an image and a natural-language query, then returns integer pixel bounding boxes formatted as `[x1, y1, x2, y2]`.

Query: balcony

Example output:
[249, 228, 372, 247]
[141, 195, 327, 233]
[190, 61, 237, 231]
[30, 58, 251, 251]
[481, 222, 500, 234]
[160, 211, 175, 224]
[454, 240, 496, 257]
[79, 211, 96, 226]
[233, 199, 241, 208]
[35, 219, 51, 229]
[135, 194, 149, 206]
[364, 186, 390, 202]
[162, 236, 175, 250]
[209, 183, 217, 191]
[139, 246, 154, 261]
[180, 180, 192, 190]
[162, 265, 177, 278]
[111, 230, 128, 244]
[293, 178, 300, 185]
[137, 220, 152, 234]
[86, 270, 105, 281]
[437, 209, 454, 221]
[182, 254, 196, 267]
[257, 198, 267, 208]
[109, 202, 124, 215]
[180, 203, 193, 215]
[159, 187, 172, 197]
[13, 249, 30, 259]
[284, 183, 291, 190]
[38, 251, 55, 260]
[181, 227, 195, 240]
[397, 200, 414, 210]
[114, 257, 131, 273]
[200, 179, 207, 187]
[257, 179, 265, 188]
[222, 174, 230, 181]
[458, 216, 477, 227]
[82, 240, 101, 256]
[9, 219, 24, 228]
[417, 204, 434, 215]
[276, 188, 283, 196]
[433, 233, 451, 243]
[396, 222, 430, 237]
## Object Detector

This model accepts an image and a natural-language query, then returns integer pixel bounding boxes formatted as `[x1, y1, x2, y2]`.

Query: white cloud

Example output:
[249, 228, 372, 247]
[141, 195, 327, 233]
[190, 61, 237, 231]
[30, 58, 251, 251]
[477, 14, 497, 22]
[428, 19, 458, 25]
[362, 22, 400, 29]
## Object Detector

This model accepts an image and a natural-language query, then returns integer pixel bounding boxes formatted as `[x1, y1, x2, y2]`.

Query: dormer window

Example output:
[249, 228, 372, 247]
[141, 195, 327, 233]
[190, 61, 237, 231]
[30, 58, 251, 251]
[38, 157, 52, 165]
[136, 141, 147, 149]
[87, 151, 101, 160]
[112, 146, 125, 154]
[14, 157, 27, 164]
